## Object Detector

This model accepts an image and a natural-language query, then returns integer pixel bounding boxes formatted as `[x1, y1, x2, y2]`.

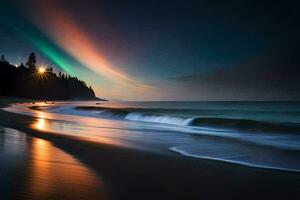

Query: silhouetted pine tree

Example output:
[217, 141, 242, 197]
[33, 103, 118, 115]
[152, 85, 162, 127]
[26, 52, 37, 70]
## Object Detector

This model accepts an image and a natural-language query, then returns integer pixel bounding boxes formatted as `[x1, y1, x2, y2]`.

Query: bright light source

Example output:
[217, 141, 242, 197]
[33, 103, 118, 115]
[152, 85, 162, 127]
[38, 67, 46, 74]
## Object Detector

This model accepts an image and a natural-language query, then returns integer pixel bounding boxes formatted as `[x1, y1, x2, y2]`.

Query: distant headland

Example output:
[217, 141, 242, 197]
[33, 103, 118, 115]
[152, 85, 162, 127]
[0, 52, 103, 100]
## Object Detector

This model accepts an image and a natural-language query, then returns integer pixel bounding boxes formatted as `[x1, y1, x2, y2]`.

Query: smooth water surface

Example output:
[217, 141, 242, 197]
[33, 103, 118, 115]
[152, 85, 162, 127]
[3, 101, 300, 172]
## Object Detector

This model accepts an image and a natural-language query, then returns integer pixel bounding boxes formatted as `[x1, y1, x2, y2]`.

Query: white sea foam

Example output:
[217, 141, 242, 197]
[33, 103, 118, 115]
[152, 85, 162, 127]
[125, 112, 194, 126]
[170, 146, 300, 172]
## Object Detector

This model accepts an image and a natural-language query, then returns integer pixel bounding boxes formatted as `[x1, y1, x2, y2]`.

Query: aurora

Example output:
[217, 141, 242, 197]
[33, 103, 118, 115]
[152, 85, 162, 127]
[1, 0, 154, 100]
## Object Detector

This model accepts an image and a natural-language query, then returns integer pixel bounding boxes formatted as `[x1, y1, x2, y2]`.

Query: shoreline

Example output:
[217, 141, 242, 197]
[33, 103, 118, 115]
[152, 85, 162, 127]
[0, 99, 300, 199]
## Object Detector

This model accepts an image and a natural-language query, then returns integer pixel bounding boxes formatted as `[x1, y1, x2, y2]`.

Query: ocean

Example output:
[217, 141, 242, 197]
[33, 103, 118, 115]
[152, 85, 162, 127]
[4, 101, 300, 172]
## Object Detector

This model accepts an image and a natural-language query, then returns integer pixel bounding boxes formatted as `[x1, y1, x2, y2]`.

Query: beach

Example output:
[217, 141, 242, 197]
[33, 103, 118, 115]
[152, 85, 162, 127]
[2, 0, 300, 199]
[0, 99, 299, 199]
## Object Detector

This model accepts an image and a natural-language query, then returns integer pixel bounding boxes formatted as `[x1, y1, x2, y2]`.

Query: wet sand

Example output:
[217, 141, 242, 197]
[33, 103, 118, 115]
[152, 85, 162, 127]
[0, 127, 107, 200]
[0, 100, 300, 199]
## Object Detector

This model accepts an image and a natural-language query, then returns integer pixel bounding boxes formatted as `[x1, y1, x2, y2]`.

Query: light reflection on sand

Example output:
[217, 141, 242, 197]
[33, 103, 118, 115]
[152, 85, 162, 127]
[4, 103, 139, 147]
[0, 127, 107, 200]
[32, 115, 128, 146]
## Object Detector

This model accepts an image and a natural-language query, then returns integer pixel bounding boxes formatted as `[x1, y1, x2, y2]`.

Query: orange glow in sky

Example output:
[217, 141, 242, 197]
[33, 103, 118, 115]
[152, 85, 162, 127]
[24, 0, 156, 100]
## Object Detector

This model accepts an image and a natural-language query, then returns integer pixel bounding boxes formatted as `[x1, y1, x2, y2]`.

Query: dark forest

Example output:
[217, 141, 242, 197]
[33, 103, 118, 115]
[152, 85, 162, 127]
[0, 53, 97, 100]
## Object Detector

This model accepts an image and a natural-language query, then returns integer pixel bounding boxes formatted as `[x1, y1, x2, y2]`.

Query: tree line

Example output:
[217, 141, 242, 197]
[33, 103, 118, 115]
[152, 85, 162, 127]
[0, 52, 97, 100]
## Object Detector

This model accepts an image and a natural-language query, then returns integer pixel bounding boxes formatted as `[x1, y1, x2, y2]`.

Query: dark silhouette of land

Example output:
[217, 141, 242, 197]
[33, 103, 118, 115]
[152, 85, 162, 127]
[0, 53, 98, 100]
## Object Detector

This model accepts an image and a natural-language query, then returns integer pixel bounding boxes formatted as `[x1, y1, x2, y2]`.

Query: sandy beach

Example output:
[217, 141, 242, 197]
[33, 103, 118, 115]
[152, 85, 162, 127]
[0, 127, 107, 200]
[0, 99, 299, 200]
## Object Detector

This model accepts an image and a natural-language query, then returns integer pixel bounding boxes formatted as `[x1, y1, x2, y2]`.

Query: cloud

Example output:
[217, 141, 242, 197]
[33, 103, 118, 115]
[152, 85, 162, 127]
[160, 45, 300, 101]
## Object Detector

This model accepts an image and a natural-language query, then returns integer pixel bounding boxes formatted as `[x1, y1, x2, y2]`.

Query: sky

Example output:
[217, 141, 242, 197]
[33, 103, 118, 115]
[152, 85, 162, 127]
[0, 0, 299, 100]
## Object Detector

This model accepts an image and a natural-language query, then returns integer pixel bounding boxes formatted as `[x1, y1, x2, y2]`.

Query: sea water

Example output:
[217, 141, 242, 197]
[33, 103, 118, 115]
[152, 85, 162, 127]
[4, 101, 300, 172]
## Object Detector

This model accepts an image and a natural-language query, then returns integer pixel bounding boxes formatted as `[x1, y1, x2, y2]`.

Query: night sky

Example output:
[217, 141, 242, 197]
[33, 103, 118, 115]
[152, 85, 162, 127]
[0, 0, 300, 100]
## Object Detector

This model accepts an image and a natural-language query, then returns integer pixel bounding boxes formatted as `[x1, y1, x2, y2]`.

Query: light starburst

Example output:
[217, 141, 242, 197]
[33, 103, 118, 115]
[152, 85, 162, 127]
[34, 66, 48, 80]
